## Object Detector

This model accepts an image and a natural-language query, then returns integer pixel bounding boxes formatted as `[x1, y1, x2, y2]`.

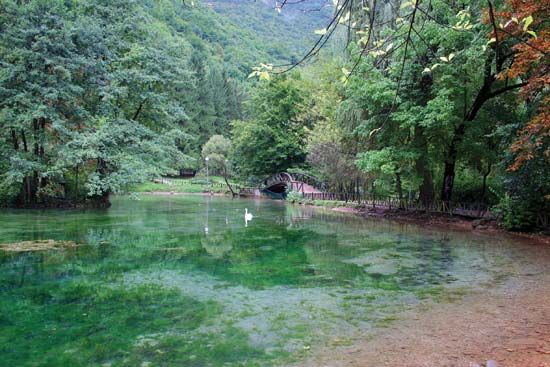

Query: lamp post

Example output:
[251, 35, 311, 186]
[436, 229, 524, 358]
[205, 156, 210, 190]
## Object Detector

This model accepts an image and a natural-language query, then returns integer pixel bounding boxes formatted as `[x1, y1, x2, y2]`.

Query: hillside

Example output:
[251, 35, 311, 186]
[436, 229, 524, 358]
[138, 0, 332, 79]
[206, 0, 333, 67]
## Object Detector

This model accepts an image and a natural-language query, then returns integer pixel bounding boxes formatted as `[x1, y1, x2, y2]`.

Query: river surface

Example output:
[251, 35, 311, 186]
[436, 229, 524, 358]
[0, 195, 548, 366]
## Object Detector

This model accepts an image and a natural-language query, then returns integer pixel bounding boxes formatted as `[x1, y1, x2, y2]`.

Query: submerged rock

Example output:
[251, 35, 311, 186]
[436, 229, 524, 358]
[0, 239, 79, 252]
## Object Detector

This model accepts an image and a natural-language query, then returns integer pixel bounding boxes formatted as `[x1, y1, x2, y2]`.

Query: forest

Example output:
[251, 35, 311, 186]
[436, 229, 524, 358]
[0, 0, 548, 231]
[1, 2, 550, 366]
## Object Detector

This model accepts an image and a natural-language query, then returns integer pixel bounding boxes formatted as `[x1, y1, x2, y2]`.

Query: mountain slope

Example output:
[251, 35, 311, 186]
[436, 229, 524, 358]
[205, 0, 334, 69]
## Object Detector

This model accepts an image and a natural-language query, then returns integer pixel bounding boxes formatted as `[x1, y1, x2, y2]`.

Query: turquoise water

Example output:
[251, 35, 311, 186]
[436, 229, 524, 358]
[0, 195, 547, 366]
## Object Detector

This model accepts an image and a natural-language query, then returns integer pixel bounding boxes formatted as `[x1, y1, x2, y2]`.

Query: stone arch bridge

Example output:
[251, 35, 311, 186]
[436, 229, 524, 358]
[260, 172, 327, 196]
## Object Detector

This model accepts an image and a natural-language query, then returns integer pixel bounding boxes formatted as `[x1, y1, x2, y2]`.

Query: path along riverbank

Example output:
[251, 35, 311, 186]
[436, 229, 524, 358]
[315, 203, 549, 247]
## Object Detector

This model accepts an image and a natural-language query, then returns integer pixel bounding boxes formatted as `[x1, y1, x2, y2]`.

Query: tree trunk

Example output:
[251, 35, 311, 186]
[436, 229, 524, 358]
[222, 166, 236, 197]
[75, 165, 79, 202]
[395, 171, 403, 209]
[91, 190, 111, 208]
[21, 130, 28, 152]
[92, 158, 112, 208]
[439, 49, 525, 203]
[11, 130, 19, 150]
[480, 163, 492, 203]
[414, 125, 434, 208]
[441, 125, 463, 203]
[441, 161, 455, 203]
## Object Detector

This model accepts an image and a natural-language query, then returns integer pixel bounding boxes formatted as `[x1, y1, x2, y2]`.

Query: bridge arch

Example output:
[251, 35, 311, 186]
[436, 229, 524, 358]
[260, 172, 326, 196]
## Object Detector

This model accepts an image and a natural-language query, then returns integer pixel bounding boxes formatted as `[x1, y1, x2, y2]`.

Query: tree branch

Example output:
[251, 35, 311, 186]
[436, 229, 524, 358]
[132, 99, 147, 121]
[488, 81, 527, 98]
[486, 0, 502, 72]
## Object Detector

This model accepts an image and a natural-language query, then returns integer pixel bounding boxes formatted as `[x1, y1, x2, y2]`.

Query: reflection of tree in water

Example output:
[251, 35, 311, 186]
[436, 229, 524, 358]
[201, 232, 233, 259]
[282, 210, 467, 290]
[393, 235, 457, 287]
[285, 205, 313, 226]
[150, 222, 370, 289]
[0, 246, 97, 289]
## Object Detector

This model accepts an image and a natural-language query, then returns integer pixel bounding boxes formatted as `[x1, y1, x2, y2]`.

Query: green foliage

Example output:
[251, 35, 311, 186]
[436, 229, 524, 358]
[231, 76, 309, 177]
[1, 0, 327, 206]
[450, 168, 501, 205]
[495, 155, 550, 230]
[289, 0, 547, 231]
[0, 0, 193, 205]
[286, 190, 304, 202]
[202, 135, 232, 174]
[495, 194, 537, 231]
[210, 0, 333, 66]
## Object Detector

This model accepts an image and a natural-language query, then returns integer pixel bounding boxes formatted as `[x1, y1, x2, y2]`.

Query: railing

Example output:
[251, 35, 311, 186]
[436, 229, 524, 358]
[537, 211, 550, 229]
[301, 192, 493, 218]
[190, 181, 226, 189]
[257, 172, 328, 192]
[289, 172, 329, 192]
[238, 187, 256, 195]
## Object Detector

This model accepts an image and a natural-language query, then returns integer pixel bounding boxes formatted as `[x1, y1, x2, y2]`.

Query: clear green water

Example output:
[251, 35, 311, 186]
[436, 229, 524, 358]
[0, 195, 547, 366]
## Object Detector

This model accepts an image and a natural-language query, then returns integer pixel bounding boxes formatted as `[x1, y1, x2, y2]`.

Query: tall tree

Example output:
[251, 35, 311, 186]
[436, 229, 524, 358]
[231, 75, 309, 178]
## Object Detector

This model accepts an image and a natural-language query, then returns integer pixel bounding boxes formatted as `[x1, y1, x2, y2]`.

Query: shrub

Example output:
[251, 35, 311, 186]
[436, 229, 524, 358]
[494, 194, 537, 231]
[286, 190, 304, 203]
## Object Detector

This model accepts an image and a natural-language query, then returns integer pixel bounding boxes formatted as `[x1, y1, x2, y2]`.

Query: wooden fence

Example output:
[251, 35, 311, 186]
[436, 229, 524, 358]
[536, 211, 550, 229]
[301, 192, 493, 218]
[238, 187, 256, 195]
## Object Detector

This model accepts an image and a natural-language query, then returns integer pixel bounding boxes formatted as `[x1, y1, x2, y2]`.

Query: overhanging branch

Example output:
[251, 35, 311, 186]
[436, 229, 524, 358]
[488, 82, 527, 98]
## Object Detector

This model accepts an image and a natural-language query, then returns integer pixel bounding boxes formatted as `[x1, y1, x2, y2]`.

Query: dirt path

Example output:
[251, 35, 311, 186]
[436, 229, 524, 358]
[292, 272, 550, 367]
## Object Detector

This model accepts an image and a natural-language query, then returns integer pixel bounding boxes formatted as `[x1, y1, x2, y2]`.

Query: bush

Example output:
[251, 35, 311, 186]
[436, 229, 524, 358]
[494, 194, 537, 231]
[190, 179, 209, 185]
[286, 190, 304, 203]
[445, 168, 502, 205]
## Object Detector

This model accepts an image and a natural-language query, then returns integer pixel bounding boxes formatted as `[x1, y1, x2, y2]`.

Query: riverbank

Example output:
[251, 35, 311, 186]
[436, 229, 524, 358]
[293, 269, 550, 367]
[287, 203, 550, 366]
[143, 191, 229, 196]
[140, 192, 550, 244]
[292, 201, 550, 246]
[132, 176, 234, 195]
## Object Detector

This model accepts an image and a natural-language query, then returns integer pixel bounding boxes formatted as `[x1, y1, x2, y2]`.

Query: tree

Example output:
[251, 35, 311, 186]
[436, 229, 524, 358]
[201, 135, 236, 195]
[231, 75, 309, 178]
[0, 0, 191, 207]
[496, 0, 550, 172]
[261, 0, 548, 207]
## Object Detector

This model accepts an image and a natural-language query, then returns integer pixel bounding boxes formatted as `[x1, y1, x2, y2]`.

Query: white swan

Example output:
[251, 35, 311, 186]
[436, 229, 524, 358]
[244, 208, 253, 227]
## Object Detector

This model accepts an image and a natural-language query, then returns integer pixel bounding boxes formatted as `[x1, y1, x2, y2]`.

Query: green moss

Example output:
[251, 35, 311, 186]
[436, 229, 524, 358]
[375, 316, 399, 327]
[415, 286, 445, 299]
[0, 281, 268, 366]
[414, 286, 468, 303]
[126, 327, 266, 367]
[0, 195, 511, 366]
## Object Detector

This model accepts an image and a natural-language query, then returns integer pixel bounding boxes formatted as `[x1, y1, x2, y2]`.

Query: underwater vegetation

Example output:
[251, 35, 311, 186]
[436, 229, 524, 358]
[0, 196, 535, 366]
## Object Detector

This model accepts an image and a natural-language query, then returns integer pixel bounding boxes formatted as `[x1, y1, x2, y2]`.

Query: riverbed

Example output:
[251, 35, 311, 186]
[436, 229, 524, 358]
[1, 195, 548, 366]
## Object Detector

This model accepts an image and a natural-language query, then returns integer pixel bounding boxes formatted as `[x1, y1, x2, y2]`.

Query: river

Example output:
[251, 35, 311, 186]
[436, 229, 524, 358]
[1, 195, 548, 366]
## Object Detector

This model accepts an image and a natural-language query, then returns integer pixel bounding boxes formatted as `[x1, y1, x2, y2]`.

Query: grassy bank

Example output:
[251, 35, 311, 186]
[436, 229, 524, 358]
[132, 176, 233, 194]
[288, 197, 363, 210]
